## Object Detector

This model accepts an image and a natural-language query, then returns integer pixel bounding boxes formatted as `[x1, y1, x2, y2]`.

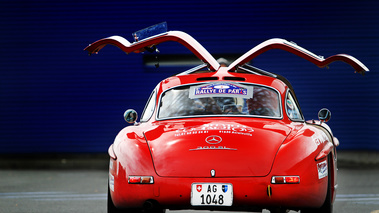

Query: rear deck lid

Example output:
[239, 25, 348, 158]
[144, 120, 291, 177]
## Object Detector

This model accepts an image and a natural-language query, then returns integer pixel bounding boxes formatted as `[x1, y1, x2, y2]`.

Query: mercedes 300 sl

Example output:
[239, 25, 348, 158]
[85, 23, 368, 213]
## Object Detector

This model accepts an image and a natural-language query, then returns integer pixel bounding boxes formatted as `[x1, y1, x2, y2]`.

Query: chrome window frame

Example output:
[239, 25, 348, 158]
[140, 86, 158, 123]
[284, 89, 305, 122]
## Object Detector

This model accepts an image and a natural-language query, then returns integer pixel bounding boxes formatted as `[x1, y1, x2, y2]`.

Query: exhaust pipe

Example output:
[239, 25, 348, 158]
[143, 200, 157, 210]
[143, 200, 166, 213]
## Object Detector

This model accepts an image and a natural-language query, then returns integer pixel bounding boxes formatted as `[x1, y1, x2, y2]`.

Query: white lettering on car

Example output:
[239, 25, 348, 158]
[175, 123, 253, 137]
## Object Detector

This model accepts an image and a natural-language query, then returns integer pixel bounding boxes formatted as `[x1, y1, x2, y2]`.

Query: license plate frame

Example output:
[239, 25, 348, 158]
[191, 183, 233, 206]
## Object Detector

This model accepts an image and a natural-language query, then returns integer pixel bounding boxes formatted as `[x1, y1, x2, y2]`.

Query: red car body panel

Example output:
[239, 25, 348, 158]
[109, 119, 332, 209]
[145, 119, 291, 177]
[86, 26, 368, 212]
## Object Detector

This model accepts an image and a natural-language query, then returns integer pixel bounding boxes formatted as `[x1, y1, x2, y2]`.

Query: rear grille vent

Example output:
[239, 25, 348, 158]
[196, 77, 218, 81]
[223, 77, 245, 81]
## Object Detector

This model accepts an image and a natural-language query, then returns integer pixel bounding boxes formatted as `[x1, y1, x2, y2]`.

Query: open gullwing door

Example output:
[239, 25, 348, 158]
[84, 25, 220, 71]
[227, 38, 369, 75]
[84, 23, 368, 75]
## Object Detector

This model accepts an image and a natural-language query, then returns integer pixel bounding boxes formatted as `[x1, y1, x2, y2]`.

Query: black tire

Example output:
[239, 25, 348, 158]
[301, 155, 333, 213]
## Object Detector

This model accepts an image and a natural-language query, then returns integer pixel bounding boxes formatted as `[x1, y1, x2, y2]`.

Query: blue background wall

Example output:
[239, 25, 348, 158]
[1, 0, 378, 153]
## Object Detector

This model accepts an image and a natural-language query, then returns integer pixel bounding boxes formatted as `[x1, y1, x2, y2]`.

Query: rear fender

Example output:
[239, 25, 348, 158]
[271, 127, 323, 174]
[270, 125, 332, 207]
[111, 127, 156, 176]
[108, 126, 156, 207]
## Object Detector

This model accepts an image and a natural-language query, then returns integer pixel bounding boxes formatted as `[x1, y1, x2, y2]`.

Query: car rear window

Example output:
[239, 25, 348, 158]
[157, 82, 281, 119]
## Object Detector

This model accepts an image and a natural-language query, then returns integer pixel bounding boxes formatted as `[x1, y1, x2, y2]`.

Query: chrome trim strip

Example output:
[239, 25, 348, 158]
[176, 64, 209, 76]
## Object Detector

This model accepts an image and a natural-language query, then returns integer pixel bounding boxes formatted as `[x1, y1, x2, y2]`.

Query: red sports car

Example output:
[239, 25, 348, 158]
[85, 23, 368, 213]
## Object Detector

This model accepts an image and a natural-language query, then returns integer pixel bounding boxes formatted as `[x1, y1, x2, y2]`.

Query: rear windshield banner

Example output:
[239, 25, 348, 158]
[189, 82, 253, 99]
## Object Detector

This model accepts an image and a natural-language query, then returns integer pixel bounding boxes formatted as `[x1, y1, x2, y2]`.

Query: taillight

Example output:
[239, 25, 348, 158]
[271, 176, 300, 184]
[128, 176, 154, 184]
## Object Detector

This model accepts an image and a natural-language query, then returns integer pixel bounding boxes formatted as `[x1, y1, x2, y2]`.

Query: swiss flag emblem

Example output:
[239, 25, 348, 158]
[196, 185, 202, 192]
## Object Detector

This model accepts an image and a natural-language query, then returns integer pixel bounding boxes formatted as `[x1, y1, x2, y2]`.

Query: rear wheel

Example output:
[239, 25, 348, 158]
[301, 155, 333, 213]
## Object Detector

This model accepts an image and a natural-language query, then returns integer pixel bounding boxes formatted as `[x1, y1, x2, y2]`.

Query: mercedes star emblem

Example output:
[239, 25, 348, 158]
[205, 135, 222, 144]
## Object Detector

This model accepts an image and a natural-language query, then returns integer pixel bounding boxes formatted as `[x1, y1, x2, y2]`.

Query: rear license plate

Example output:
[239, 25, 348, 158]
[191, 183, 233, 206]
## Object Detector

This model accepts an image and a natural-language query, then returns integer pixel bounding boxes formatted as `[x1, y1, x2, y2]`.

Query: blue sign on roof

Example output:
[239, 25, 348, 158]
[132, 22, 168, 42]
